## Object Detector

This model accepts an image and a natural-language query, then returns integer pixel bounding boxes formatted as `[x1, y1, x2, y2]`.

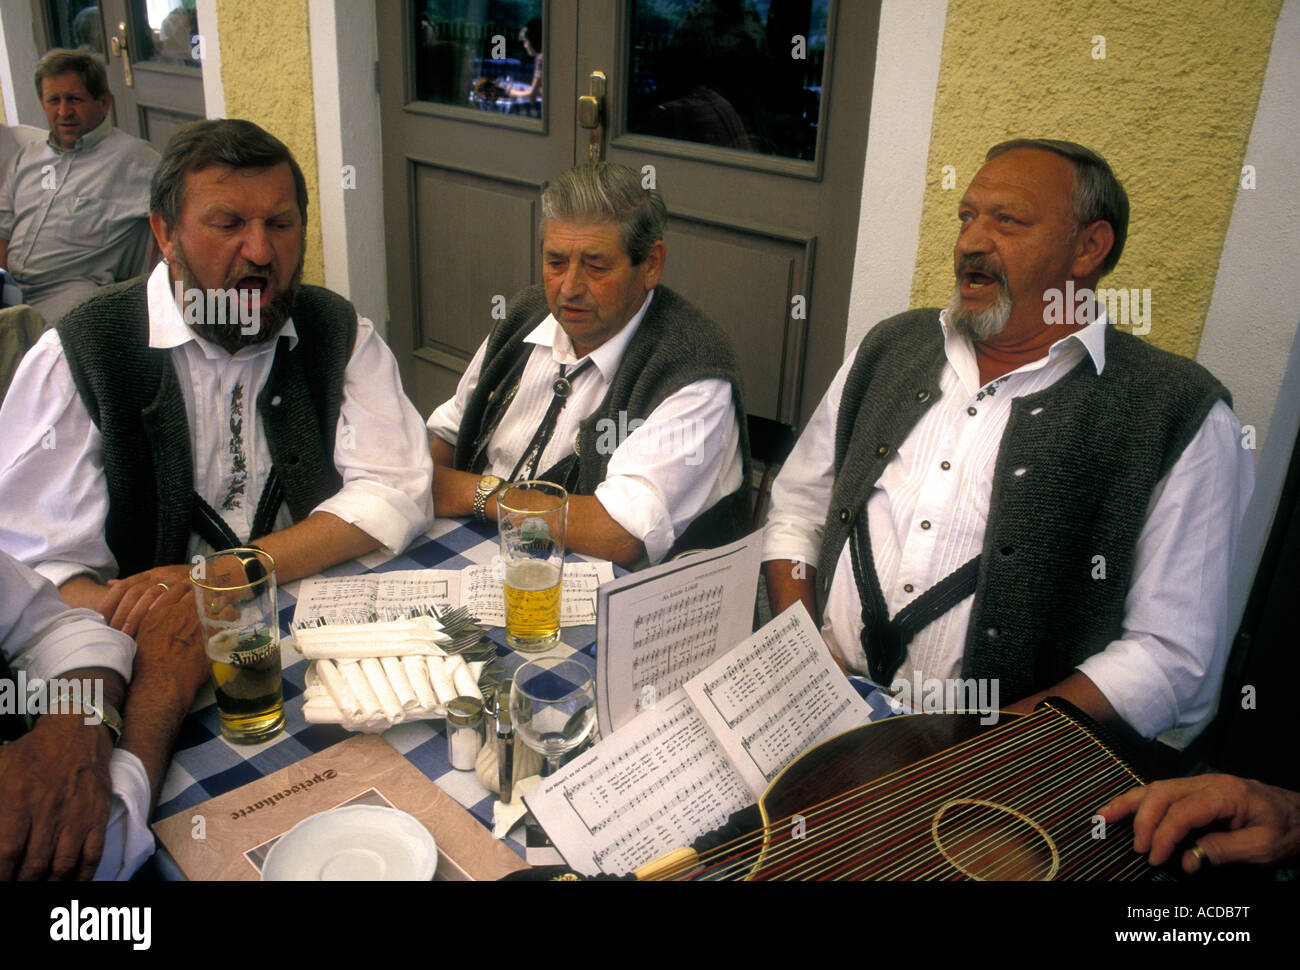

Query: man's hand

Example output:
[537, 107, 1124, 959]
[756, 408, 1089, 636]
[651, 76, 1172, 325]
[0, 680, 121, 881]
[1098, 774, 1300, 873]
[96, 563, 197, 636]
[119, 583, 211, 807]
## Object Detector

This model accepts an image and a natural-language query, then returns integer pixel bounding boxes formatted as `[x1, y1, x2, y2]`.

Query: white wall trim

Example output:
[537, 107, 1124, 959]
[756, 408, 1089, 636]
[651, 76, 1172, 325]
[842, 0, 948, 357]
[1196, 0, 1300, 647]
[195, 0, 225, 118]
[0, 0, 43, 128]
[308, 0, 388, 335]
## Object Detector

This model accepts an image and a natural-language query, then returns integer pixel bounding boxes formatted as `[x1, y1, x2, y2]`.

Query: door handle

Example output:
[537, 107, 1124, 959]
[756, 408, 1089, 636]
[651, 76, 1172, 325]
[110, 21, 135, 88]
[578, 71, 606, 162]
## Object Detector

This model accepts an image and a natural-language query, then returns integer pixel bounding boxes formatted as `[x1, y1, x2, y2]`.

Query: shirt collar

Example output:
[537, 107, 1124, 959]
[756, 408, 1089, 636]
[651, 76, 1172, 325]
[146, 261, 298, 359]
[938, 301, 1108, 394]
[523, 289, 655, 381]
[48, 115, 113, 153]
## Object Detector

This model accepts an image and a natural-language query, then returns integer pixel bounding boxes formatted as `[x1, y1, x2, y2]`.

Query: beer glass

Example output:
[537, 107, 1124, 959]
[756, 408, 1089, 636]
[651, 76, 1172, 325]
[496, 481, 567, 651]
[191, 547, 285, 744]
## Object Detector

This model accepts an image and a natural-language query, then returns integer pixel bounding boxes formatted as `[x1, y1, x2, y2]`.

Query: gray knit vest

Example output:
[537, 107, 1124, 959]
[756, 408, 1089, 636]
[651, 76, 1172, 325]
[57, 276, 358, 577]
[454, 284, 752, 558]
[816, 308, 1230, 702]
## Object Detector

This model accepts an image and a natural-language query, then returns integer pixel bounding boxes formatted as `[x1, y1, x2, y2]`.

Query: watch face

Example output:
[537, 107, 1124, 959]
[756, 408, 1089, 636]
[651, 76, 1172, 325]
[481, 476, 503, 491]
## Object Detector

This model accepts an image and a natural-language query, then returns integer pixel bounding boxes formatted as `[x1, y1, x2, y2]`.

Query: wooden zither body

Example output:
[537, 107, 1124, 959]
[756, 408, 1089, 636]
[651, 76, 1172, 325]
[653, 699, 1173, 881]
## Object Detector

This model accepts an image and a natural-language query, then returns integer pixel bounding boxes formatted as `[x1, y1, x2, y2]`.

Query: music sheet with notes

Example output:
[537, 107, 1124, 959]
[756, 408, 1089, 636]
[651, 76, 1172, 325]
[683, 604, 871, 796]
[526, 603, 871, 876]
[595, 533, 762, 736]
[291, 563, 614, 627]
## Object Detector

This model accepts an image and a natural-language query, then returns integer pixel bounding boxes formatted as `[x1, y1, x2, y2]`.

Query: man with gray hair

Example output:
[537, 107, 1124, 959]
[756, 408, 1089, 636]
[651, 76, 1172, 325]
[427, 162, 749, 566]
[0, 50, 158, 324]
[764, 139, 1252, 740]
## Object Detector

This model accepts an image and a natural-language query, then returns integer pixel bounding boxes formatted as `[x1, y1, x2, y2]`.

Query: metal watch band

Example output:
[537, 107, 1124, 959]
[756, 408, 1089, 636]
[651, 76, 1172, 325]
[52, 682, 123, 744]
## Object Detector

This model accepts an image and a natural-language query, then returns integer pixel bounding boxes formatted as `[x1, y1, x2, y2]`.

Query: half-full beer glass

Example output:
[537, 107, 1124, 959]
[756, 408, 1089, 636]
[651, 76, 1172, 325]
[191, 548, 285, 743]
[497, 481, 567, 651]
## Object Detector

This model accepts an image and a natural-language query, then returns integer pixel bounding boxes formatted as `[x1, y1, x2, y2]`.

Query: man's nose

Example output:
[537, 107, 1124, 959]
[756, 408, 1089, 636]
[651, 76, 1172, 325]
[955, 217, 994, 258]
[240, 222, 274, 267]
[559, 262, 586, 295]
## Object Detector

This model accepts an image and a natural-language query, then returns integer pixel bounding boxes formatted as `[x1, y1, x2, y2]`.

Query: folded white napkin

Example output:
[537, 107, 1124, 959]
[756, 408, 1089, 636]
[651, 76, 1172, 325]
[302, 656, 489, 732]
[294, 616, 451, 658]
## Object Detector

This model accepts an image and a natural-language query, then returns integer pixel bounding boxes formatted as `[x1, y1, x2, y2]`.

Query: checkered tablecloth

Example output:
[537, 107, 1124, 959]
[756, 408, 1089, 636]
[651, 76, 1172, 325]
[153, 518, 600, 876]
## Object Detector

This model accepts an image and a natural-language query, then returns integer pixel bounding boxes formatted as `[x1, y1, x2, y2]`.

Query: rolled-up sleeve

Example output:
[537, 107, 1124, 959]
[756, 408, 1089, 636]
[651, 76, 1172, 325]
[761, 350, 854, 567]
[1076, 401, 1254, 738]
[596, 378, 743, 564]
[312, 316, 434, 553]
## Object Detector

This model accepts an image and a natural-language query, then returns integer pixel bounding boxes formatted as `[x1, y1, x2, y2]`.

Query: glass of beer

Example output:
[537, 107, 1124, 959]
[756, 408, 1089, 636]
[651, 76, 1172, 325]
[496, 481, 567, 651]
[191, 547, 285, 744]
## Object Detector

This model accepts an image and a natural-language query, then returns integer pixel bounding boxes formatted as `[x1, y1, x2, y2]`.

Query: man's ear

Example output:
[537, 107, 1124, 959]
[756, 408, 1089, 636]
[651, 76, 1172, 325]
[149, 211, 174, 263]
[1071, 219, 1114, 281]
[641, 239, 666, 290]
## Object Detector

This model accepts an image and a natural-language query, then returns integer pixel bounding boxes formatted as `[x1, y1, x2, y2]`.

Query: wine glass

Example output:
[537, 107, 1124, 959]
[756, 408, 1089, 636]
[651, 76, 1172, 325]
[509, 656, 596, 776]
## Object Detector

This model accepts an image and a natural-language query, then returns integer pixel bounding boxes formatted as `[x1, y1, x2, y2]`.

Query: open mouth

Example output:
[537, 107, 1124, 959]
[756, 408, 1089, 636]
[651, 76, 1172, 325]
[236, 275, 269, 299]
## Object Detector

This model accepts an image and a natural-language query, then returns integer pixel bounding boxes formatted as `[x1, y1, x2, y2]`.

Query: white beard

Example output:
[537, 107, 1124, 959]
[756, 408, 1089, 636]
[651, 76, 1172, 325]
[947, 282, 1012, 341]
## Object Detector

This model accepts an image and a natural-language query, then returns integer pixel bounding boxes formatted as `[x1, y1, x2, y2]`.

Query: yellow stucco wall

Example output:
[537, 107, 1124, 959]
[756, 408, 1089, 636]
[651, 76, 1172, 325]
[911, 0, 1282, 358]
[214, 0, 324, 286]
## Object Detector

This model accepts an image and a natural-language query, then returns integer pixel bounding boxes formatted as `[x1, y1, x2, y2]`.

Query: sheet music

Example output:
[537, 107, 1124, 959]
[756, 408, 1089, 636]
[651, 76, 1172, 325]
[292, 570, 459, 625]
[684, 602, 872, 797]
[595, 532, 762, 736]
[523, 690, 753, 876]
[291, 562, 613, 628]
[463, 562, 614, 627]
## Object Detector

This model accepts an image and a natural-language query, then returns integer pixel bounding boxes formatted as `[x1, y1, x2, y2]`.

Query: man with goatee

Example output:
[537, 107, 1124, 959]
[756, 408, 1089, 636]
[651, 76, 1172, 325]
[0, 120, 432, 633]
[763, 139, 1252, 740]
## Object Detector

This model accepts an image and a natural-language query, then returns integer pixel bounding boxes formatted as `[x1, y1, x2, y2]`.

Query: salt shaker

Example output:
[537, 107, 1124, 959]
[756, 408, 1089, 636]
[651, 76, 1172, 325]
[446, 696, 484, 770]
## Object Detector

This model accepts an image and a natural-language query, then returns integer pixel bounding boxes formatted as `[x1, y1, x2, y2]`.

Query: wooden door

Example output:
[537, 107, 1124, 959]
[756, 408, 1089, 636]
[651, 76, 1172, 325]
[380, 0, 878, 426]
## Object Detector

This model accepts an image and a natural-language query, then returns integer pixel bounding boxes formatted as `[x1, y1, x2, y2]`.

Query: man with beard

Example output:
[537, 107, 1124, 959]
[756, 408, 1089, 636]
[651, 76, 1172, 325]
[0, 120, 433, 632]
[763, 139, 1253, 739]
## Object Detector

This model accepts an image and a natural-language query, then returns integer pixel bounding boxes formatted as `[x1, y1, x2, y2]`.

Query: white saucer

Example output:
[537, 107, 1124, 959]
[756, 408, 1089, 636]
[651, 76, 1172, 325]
[262, 805, 438, 881]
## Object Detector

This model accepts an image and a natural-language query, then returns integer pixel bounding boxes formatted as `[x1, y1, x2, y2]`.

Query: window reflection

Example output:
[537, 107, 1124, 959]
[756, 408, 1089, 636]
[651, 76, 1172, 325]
[138, 0, 200, 67]
[628, 0, 829, 161]
[413, 1, 544, 119]
[43, 1, 105, 55]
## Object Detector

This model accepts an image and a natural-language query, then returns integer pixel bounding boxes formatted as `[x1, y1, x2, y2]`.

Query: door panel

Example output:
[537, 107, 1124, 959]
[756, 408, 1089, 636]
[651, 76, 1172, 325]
[382, 0, 877, 427]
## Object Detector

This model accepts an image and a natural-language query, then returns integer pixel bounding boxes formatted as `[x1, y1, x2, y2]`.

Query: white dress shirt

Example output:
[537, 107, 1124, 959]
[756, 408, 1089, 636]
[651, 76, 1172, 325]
[427, 291, 744, 564]
[763, 309, 1254, 738]
[1, 550, 153, 880]
[0, 262, 433, 586]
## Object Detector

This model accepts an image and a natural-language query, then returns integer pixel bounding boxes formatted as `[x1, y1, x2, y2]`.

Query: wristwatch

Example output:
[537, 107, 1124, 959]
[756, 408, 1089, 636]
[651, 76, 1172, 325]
[474, 475, 504, 523]
[50, 681, 123, 745]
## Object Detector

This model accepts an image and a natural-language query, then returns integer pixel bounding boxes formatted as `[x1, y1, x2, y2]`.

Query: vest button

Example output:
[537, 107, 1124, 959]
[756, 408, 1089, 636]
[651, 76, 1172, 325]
[1030, 406, 1044, 416]
[821, 577, 829, 592]
[270, 395, 282, 406]
[1000, 545, 1014, 557]
[920, 520, 931, 530]
[903, 583, 914, 593]
[839, 509, 850, 523]
[916, 390, 930, 402]
[1013, 467, 1027, 477]
[288, 455, 300, 466]
[986, 627, 999, 640]
[876, 444, 888, 456]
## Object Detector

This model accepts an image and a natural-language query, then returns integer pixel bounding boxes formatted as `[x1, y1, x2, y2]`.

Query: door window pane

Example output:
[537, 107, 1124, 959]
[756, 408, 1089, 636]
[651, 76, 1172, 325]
[43, 1, 106, 55]
[133, 0, 200, 68]
[412, 1, 544, 118]
[627, 0, 830, 161]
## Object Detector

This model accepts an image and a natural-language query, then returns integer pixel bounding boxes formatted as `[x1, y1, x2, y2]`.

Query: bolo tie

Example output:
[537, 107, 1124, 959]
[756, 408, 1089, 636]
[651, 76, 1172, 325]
[506, 358, 595, 482]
